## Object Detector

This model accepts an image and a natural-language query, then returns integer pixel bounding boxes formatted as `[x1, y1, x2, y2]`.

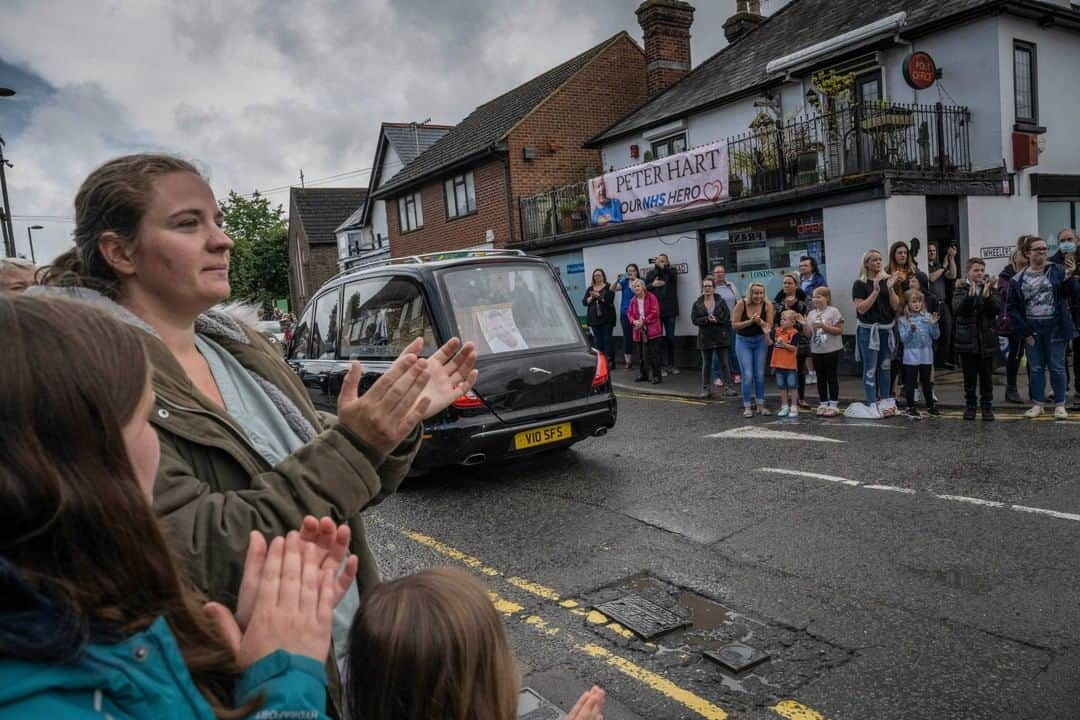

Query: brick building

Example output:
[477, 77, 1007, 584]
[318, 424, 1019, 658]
[287, 187, 367, 312]
[372, 32, 648, 257]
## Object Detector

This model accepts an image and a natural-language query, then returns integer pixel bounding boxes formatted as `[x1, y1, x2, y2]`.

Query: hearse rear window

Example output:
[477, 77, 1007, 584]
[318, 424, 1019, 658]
[439, 264, 582, 355]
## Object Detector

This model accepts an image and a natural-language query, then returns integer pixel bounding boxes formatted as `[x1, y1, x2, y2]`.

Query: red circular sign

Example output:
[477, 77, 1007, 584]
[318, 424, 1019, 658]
[903, 51, 937, 90]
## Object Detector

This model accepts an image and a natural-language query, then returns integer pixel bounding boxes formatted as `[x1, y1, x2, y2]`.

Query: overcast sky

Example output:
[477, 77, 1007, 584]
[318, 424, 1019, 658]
[0, 0, 790, 263]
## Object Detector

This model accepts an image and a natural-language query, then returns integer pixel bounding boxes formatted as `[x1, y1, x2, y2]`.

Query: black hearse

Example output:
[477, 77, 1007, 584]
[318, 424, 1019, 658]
[287, 250, 617, 469]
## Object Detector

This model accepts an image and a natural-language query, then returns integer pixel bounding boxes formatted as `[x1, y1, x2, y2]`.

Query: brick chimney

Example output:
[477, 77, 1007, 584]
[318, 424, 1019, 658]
[636, 0, 695, 98]
[723, 0, 765, 45]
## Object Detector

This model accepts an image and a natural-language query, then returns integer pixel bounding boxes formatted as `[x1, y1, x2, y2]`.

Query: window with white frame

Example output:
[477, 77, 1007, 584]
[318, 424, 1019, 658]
[1013, 40, 1038, 125]
[650, 133, 687, 159]
[397, 191, 424, 233]
[444, 172, 477, 219]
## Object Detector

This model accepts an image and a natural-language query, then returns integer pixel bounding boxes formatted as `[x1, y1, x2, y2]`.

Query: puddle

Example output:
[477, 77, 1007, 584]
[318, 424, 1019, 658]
[675, 590, 733, 650]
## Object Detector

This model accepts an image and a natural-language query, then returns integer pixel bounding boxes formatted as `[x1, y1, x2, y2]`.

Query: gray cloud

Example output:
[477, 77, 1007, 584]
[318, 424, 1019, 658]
[0, 0, 793, 264]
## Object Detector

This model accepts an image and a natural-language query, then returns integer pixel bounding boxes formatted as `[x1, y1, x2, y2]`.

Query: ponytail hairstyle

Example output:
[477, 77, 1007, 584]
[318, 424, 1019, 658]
[348, 567, 519, 720]
[0, 295, 258, 719]
[40, 154, 203, 299]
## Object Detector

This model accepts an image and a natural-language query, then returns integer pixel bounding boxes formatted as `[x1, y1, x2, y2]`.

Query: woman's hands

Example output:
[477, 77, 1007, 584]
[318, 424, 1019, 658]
[336, 337, 479, 454]
[414, 337, 479, 420]
[337, 338, 430, 456]
[205, 528, 359, 668]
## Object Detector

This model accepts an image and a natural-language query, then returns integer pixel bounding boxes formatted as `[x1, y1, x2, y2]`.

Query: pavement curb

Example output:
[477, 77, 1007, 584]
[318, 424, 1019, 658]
[611, 380, 1020, 411]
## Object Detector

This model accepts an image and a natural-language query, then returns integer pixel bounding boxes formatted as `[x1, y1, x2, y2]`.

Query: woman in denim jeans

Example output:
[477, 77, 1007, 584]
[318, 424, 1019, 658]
[851, 249, 902, 417]
[1007, 235, 1080, 420]
[732, 282, 774, 417]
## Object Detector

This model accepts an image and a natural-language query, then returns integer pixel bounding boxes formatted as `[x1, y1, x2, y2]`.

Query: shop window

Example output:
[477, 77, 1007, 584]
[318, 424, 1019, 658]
[704, 211, 826, 302]
[1038, 200, 1078, 253]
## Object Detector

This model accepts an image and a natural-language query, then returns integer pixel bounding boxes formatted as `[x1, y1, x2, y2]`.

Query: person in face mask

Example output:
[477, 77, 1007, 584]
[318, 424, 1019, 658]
[1050, 228, 1080, 410]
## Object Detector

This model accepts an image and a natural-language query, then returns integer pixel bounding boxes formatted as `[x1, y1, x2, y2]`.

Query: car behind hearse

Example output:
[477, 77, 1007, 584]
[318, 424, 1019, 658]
[286, 250, 617, 470]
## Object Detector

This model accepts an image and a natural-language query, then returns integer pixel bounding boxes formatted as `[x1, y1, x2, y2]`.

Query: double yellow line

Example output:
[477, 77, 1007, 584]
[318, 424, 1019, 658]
[396, 527, 828, 720]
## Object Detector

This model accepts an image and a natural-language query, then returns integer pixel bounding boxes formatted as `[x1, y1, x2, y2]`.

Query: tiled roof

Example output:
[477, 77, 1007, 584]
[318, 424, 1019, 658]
[291, 187, 367, 245]
[383, 123, 453, 171]
[591, 0, 998, 144]
[335, 122, 452, 233]
[374, 32, 629, 198]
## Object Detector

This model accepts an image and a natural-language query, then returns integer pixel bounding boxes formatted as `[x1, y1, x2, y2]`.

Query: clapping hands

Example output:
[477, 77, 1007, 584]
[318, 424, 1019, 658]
[204, 518, 359, 668]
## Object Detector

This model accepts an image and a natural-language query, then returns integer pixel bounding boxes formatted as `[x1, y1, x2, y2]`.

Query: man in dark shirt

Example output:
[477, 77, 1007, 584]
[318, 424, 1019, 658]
[645, 254, 679, 374]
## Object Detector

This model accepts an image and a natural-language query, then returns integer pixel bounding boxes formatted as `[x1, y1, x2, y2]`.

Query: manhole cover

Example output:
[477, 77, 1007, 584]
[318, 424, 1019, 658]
[704, 642, 770, 673]
[594, 593, 689, 640]
[518, 688, 565, 720]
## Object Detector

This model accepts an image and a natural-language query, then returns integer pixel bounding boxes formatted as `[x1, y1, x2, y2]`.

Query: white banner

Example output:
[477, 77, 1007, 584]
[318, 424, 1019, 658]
[588, 141, 730, 226]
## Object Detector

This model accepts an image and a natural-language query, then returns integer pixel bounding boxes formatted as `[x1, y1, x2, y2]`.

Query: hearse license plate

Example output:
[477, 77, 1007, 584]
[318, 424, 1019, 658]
[514, 423, 572, 450]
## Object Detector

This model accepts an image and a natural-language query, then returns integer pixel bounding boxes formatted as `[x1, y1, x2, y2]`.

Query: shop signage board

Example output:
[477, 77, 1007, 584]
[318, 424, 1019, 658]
[587, 141, 730, 226]
[980, 246, 1013, 259]
[903, 51, 938, 90]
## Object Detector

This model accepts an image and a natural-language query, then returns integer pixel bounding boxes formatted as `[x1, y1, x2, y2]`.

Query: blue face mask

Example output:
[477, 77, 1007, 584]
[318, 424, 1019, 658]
[1060, 241, 1077, 254]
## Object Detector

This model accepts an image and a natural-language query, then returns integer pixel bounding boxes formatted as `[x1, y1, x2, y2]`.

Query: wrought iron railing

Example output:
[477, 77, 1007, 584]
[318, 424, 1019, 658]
[519, 101, 972, 242]
[519, 180, 591, 244]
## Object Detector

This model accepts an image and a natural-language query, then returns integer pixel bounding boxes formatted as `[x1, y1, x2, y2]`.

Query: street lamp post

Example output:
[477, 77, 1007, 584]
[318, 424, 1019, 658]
[0, 87, 16, 258]
[27, 225, 42, 264]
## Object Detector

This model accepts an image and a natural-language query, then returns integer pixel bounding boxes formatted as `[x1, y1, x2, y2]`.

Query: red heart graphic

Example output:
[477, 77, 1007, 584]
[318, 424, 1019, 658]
[703, 180, 725, 202]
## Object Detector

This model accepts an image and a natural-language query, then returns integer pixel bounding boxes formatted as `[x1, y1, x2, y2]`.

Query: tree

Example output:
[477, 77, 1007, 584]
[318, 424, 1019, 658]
[219, 190, 290, 308]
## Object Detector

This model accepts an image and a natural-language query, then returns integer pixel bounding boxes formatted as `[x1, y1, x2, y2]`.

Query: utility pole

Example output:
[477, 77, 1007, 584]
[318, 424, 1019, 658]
[299, 169, 305, 188]
[0, 87, 13, 257]
[0, 137, 15, 258]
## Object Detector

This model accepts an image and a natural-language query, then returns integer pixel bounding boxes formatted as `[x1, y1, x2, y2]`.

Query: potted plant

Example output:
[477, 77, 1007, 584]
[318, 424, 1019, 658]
[729, 150, 755, 197]
[558, 198, 577, 233]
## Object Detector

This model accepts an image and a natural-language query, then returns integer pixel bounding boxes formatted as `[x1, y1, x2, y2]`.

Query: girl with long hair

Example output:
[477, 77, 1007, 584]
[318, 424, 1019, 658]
[852, 249, 902, 417]
[583, 268, 616, 364]
[36, 155, 478, 701]
[0, 295, 356, 719]
[732, 281, 774, 417]
[347, 567, 605, 720]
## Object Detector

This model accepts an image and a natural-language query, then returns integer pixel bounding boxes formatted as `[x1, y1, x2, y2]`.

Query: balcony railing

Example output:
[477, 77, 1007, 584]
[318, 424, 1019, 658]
[519, 101, 972, 243]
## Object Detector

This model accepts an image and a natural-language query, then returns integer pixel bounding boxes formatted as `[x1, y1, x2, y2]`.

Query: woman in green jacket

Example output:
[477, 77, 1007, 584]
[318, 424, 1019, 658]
[0, 295, 355, 719]
[38, 154, 478, 706]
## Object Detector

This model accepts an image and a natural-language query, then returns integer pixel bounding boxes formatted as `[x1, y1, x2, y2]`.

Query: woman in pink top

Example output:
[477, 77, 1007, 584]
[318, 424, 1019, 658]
[627, 279, 663, 384]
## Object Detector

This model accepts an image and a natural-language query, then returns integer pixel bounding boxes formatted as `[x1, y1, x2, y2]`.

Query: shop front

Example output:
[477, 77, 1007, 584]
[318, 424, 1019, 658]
[702, 210, 826, 301]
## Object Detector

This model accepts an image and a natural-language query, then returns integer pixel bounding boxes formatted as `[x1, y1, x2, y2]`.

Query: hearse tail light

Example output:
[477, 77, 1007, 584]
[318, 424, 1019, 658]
[592, 350, 609, 388]
[453, 390, 485, 409]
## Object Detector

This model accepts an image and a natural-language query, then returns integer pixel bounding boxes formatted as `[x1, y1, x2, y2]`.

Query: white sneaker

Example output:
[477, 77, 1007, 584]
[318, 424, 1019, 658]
[790, 406, 800, 417]
[1024, 405, 1044, 419]
[807, 372, 817, 385]
[777, 405, 790, 417]
[1055, 405, 1069, 420]
[670, 367, 680, 375]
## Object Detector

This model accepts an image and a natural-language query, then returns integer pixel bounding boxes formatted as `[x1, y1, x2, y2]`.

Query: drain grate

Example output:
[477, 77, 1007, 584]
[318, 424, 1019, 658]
[703, 642, 770, 673]
[594, 593, 689, 640]
[518, 688, 565, 719]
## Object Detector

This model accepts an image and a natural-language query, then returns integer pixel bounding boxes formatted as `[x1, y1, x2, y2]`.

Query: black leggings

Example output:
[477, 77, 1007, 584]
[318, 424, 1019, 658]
[638, 338, 661, 380]
[814, 350, 841, 403]
[904, 363, 935, 410]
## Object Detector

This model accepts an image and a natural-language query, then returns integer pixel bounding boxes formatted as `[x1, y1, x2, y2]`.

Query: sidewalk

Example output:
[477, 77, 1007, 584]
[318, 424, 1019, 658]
[610, 361, 1041, 410]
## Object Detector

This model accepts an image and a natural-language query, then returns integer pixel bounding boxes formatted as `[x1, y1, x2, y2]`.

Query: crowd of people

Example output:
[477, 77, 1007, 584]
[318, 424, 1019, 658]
[585, 231, 1080, 421]
[0, 154, 607, 720]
